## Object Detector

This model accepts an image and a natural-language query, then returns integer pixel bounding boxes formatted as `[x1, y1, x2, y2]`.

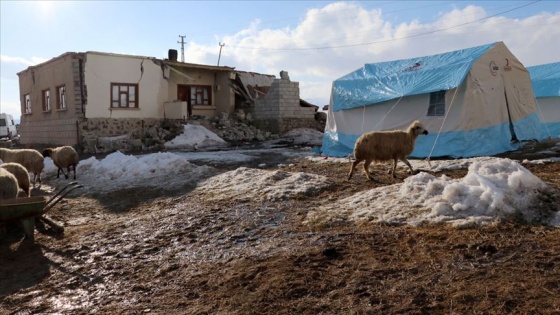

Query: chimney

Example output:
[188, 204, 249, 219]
[168, 49, 178, 62]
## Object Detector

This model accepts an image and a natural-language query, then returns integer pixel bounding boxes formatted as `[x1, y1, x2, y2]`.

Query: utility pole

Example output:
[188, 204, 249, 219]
[217, 42, 225, 66]
[177, 35, 186, 62]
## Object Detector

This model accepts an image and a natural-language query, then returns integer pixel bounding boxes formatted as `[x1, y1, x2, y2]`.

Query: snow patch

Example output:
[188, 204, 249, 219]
[306, 158, 559, 227]
[196, 167, 332, 202]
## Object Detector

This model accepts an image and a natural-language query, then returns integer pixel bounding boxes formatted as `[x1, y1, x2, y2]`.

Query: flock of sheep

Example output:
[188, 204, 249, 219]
[0, 146, 79, 199]
[0, 120, 429, 200]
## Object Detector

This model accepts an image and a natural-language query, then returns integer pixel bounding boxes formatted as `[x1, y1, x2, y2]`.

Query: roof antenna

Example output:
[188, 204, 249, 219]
[217, 42, 225, 66]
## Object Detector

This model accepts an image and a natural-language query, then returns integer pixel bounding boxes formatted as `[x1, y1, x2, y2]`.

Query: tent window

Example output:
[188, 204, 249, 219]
[427, 90, 446, 116]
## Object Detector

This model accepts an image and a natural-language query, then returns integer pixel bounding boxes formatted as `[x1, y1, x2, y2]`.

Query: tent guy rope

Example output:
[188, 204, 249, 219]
[361, 95, 404, 134]
[426, 87, 460, 168]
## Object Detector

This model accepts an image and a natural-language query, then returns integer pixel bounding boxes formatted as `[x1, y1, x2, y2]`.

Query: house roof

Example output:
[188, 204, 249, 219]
[162, 60, 235, 72]
[17, 52, 82, 75]
[17, 50, 236, 76]
[87, 51, 156, 60]
[331, 42, 497, 111]
[88, 51, 236, 71]
[247, 85, 270, 99]
[300, 99, 318, 110]
[230, 71, 318, 108]
[233, 71, 276, 101]
[527, 62, 560, 97]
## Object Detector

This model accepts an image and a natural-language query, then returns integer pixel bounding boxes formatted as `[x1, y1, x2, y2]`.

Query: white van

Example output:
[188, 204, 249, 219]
[0, 113, 18, 139]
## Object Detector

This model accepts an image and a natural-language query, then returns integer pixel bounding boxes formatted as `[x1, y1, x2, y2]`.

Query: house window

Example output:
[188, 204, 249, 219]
[190, 85, 211, 105]
[24, 94, 32, 114]
[111, 83, 138, 108]
[427, 90, 445, 116]
[42, 89, 51, 112]
[56, 85, 66, 110]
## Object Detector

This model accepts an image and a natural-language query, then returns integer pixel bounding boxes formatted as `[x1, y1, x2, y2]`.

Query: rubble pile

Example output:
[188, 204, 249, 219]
[84, 112, 285, 154]
[208, 112, 279, 143]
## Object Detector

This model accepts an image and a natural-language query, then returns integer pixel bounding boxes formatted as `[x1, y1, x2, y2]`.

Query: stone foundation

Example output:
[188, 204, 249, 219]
[79, 118, 161, 138]
[56, 113, 322, 154]
[77, 118, 182, 154]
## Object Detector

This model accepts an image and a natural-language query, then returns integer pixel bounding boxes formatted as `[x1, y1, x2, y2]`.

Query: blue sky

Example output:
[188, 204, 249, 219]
[1, 1, 559, 121]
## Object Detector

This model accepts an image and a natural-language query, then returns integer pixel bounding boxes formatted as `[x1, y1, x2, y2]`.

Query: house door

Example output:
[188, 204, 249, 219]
[177, 85, 192, 118]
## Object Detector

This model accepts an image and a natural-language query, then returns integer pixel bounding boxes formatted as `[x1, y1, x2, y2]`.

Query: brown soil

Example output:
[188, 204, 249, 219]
[1, 146, 560, 314]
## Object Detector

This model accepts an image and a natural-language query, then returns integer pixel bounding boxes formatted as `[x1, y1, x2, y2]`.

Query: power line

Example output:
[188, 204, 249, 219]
[301, 1, 548, 48]
[227, 0, 543, 51]
[177, 35, 186, 62]
[179, 1, 449, 41]
[217, 42, 225, 66]
[394, 19, 559, 41]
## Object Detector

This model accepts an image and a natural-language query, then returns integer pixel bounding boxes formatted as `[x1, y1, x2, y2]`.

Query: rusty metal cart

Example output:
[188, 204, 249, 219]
[0, 182, 83, 242]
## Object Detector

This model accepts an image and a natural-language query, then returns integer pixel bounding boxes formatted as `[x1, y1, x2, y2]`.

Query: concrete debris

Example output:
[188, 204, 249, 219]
[83, 110, 325, 154]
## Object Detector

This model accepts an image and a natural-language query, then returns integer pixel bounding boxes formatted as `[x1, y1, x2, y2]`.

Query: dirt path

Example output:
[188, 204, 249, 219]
[1, 151, 559, 314]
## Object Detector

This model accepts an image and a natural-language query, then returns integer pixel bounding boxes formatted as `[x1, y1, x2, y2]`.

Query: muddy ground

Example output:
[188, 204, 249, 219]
[1, 143, 560, 314]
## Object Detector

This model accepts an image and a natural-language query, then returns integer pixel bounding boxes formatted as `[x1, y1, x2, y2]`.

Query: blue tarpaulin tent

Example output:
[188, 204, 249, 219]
[322, 42, 546, 158]
[527, 62, 560, 139]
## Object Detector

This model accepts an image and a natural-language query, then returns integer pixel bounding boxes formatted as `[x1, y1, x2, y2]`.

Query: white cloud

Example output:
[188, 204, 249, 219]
[299, 80, 332, 106]
[0, 100, 21, 119]
[182, 3, 560, 106]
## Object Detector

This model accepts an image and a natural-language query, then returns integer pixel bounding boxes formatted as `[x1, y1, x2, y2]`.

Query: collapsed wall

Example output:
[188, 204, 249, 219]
[252, 71, 321, 134]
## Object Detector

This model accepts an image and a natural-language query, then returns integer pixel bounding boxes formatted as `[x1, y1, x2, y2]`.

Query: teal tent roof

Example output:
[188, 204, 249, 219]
[332, 42, 496, 111]
[527, 62, 560, 97]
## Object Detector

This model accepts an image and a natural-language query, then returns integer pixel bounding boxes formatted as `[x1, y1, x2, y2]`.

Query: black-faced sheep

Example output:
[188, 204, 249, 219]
[0, 162, 31, 197]
[0, 148, 44, 187]
[42, 146, 79, 180]
[0, 167, 19, 200]
[348, 120, 429, 181]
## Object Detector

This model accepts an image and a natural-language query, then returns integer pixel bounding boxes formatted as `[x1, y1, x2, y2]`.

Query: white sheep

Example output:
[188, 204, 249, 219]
[0, 148, 44, 187]
[42, 146, 80, 180]
[0, 162, 31, 197]
[0, 167, 19, 200]
[348, 120, 429, 181]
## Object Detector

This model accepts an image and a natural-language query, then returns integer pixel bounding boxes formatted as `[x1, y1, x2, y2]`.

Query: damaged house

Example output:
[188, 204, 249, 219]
[232, 70, 324, 134]
[17, 50, 322, 152]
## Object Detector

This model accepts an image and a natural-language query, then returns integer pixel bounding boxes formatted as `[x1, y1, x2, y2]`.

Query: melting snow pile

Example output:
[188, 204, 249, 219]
[196, 167, 332, 202]
[281, 128, 324, 146]
[307, 155, 502, 172]
[164, 124, 227, 150]
[39, 139, 559, 227]
[306, 158, 560, 227]
[44, 151, 212, 194]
